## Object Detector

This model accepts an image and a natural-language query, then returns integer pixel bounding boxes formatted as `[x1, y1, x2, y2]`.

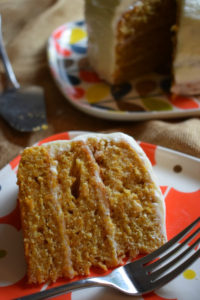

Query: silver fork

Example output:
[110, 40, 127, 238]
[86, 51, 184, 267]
[16, 217, 200, 300]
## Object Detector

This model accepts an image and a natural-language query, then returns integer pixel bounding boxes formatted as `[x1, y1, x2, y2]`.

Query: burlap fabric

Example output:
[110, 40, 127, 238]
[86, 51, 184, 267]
[0, 0, 200, 169]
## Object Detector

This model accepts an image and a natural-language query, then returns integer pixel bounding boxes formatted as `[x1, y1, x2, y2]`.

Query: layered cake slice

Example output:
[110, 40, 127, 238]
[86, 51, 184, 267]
[17, 133, 166, 284]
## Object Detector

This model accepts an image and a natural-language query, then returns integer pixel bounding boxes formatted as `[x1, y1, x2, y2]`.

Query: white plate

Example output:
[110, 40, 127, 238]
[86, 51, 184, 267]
[47, 21, 200, 121]
[0, 131, 199, 299]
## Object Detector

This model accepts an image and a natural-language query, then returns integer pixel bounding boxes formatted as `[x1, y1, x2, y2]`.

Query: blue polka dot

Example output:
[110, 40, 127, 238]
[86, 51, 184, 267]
[68, 75, 81, 85]
[75, 21, 84, 26]
[111, 83, 132, 100]
[71, 44, 87, 55]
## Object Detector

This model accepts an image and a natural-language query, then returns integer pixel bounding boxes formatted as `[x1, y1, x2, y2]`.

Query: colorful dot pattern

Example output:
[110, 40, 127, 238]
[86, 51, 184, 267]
[183, 269, 196, 280]
[47, 21, 200, 120]
[0, 131, 199, 300]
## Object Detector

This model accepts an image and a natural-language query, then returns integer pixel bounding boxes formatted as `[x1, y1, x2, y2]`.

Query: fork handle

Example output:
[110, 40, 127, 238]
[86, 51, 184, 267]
[0, 15, 20, 90]
[14, 277, 110, 300]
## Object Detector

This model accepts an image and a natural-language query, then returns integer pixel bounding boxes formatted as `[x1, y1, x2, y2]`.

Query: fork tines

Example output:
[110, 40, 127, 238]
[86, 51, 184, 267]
[142, 217, 200, 289]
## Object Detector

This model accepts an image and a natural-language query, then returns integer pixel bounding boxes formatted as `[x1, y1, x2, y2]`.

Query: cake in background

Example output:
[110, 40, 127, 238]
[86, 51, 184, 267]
[171, 0, 200, 96]
[85, 0, 200, 96]
[17, 133, 166, 284]
[84, 0, 177, 84]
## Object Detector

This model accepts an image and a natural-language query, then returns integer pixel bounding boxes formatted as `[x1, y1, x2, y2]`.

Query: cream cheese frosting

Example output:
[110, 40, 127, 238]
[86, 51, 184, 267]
[172, 0, 200, 95]
[85, 0, 144, 83]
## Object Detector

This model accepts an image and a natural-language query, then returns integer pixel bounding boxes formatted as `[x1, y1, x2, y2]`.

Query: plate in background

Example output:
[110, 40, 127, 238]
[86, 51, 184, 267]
[0, 131, 199, 299]
[47, 21, 200, 121]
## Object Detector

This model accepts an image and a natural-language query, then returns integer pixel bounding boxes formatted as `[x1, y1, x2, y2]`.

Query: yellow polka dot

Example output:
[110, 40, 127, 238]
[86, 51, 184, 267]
[70, 28, 87, 44]
[86, 83, 110, 104]
[183, 269, 196, 280]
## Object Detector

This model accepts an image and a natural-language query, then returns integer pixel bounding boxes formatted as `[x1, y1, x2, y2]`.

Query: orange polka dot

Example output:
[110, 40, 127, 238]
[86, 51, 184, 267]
[170, 95, 199, 109]
[71, 87, 85, 99]
[165, 188, 200, 240]
[139, 142, 157, 166]
[54, 40, 71, 57]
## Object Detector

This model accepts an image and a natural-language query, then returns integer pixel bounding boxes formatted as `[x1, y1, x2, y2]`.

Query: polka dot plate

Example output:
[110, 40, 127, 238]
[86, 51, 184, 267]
[0, 131, 200, 300]
[47, 21, 200, 121]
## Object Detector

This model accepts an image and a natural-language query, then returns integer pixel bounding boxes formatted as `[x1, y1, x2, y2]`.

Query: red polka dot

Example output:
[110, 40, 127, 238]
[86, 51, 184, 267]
[143, 292, 176, 300]
[160, 186, 168, 195]
[170, 95, 199, 109]
[10, 155, 21, 170]
[79, 70, 101, 83]
[54, 40, 71, 57]
[139, 142, 157, 166]
[165, 188, 200, 240]
[53, 26, 66, 40]
[0, 276, 44, 300]
[67, 87, 85, 99]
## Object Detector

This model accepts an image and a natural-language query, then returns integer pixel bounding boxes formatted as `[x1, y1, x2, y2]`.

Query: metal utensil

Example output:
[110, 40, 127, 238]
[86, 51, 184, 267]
[0, 15, 47, 132]
[15, 217, 200, 300]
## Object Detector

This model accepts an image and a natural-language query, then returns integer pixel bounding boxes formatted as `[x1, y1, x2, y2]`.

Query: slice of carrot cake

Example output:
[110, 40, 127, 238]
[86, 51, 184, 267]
[17, 133, 166, 284]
